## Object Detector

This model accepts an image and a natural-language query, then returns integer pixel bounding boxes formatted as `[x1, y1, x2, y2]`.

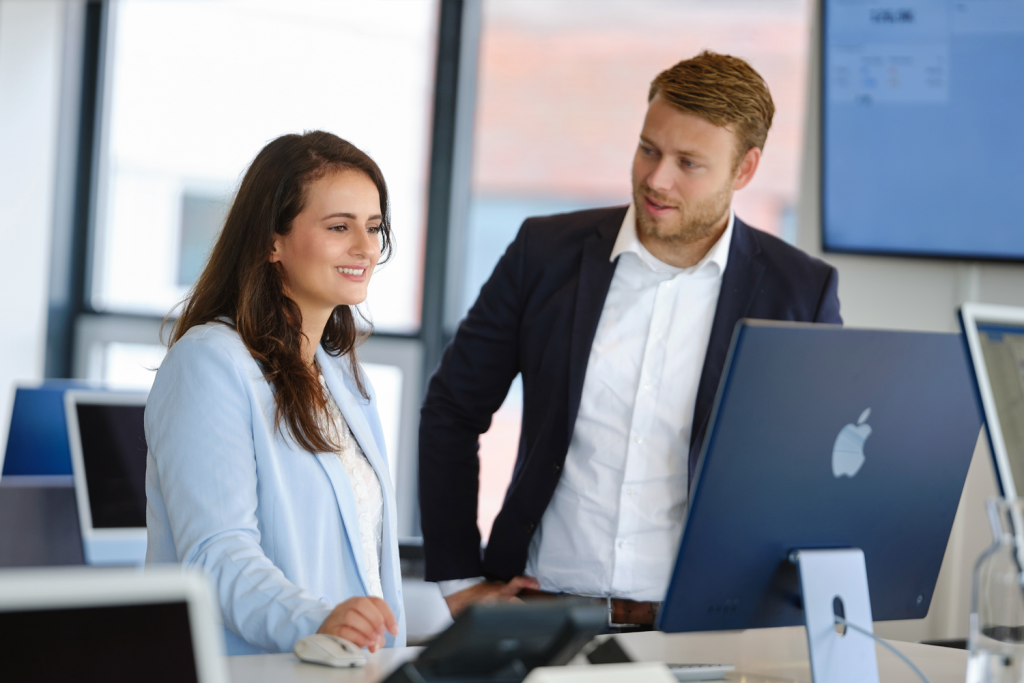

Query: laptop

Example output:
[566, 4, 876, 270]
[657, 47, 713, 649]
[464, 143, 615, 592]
[659, 320, 982, 632]
[960, 303, 1024, 498]
[0, 566, 228, 682]
[64, 389, 149, 565]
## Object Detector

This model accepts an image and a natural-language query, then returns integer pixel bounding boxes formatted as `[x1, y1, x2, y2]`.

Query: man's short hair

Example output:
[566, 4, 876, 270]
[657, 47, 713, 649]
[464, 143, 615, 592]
[648, 50, 775, 164]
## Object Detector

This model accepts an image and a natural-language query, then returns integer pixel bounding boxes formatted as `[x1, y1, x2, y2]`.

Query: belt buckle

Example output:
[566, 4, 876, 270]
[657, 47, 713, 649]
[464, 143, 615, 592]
[605, 597, 659, 629]
[606, 597, 639, 629]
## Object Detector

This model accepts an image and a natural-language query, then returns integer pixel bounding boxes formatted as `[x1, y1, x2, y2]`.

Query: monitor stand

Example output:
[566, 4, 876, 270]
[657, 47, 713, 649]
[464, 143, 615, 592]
[791, 549, 880, 683]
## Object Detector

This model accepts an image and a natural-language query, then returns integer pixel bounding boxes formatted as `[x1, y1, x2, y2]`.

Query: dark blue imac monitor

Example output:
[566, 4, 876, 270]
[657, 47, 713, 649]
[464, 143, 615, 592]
[2, 382, 90, 478]
[822, 0, 1024, 260]
[659, 321, 981, 632]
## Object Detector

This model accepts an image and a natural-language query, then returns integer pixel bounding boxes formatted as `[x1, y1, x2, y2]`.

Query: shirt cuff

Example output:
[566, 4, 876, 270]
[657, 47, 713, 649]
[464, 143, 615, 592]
[437, 577, 486, 598]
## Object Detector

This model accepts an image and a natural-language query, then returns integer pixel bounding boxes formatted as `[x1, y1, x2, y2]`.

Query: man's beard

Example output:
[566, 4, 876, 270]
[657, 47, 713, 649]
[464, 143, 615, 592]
[633, 181, 732, 244]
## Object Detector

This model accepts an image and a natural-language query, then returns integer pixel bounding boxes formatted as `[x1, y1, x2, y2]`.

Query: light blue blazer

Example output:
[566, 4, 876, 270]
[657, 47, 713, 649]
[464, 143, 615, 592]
[145, 322, 406, 655]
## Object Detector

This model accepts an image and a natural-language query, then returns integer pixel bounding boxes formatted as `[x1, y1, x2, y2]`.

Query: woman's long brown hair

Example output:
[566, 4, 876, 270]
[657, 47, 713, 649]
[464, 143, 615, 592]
[168, 131, 393, 454]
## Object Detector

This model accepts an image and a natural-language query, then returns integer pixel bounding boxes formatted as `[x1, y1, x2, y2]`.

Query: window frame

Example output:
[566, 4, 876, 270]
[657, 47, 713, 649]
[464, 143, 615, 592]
[46, 0, 484, 539]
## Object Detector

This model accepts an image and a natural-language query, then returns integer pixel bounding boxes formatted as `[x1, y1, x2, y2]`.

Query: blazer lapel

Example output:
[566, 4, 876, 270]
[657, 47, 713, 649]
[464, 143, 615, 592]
[316, 348, 402, 613]
[318, 349, 389, 491]
[313, 451, 371, 596]
[688, 218, 765, 480]
[566, 207, 627, 437]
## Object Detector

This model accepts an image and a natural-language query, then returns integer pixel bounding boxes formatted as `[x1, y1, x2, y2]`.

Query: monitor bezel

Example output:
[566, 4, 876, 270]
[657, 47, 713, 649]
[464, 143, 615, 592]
[959, 302, 1024, 499]
[64, 389, 149, 564]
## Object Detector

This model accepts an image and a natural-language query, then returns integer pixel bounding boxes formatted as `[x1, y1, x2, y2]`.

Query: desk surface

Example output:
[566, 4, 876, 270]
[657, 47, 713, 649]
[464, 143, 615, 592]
[228, 626, 967, 683]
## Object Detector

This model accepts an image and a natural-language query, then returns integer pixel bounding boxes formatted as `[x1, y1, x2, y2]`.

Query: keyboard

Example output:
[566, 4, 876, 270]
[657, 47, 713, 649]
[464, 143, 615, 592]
[667, 663, 735, 681]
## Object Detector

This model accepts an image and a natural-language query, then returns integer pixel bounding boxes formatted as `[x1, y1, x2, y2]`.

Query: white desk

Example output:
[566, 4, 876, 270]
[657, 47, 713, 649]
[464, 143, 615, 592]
[228, 627, 967, 683]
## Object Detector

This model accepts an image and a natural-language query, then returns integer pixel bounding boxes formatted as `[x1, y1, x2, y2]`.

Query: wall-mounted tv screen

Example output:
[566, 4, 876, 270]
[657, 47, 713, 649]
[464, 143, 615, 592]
[822, 0, 1024, 261]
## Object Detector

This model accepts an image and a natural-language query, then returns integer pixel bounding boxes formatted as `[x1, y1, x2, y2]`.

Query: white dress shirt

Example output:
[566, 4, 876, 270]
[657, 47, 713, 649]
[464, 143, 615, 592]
[440, 204, 733, 601]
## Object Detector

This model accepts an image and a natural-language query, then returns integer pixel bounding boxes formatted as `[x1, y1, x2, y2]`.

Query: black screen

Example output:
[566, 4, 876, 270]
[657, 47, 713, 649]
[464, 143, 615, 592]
[0, 601, 199, 682]
[76, 403, 148, 528]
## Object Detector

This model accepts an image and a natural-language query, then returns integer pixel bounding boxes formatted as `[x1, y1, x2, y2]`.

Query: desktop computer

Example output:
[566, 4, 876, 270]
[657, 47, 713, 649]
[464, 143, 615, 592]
[659, 321, 983, 682]
[960, 303, 1024, 499]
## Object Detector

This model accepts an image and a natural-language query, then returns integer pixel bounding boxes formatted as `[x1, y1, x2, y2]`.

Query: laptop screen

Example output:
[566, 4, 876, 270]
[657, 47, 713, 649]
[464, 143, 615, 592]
[0, 601, 198, 681]
[976, 323, 1024, 496]
[75, 403, 148, 529]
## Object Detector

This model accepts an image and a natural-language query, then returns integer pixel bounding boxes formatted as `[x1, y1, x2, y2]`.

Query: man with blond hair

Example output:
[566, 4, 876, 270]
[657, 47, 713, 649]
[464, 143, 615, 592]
[420, 51, 842, 628]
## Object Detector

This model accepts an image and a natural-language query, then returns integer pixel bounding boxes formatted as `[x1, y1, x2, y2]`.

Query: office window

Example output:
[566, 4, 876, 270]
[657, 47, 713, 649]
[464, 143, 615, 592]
[465, 0, 813, 540]
[92, 0, 438, 333]
[100, 342, 165, 390]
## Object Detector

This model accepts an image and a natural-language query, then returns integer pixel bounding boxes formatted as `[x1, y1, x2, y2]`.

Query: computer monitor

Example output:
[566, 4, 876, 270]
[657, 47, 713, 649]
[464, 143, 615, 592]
[64, 390, 149, 566]
[821, 0, 1024, 261]
[0, 566, 228, 682]
[2, 381, 95, 478]
[659, 321, 982, 633]
[960, 303, 1024, 499]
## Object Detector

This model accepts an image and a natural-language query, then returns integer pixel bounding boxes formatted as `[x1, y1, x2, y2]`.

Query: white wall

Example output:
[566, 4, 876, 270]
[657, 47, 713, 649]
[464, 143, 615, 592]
[797, 0, 1020, 642]
[0, 1, 66, 462]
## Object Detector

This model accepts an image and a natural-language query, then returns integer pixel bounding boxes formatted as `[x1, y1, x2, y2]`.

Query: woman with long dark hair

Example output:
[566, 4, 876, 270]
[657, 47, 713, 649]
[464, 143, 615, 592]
[145, 131, 405, 655]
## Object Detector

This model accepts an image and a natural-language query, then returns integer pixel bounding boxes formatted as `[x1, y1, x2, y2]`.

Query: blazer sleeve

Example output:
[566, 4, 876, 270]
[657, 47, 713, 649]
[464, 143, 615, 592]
[813, 266, 843, 325]
[146, 336, 332, 653]
[419, 223, 529, 582]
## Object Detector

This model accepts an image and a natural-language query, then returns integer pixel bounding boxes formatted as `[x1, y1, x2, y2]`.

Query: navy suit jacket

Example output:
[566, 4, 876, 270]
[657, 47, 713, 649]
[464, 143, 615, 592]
[420, 206, 842, 582]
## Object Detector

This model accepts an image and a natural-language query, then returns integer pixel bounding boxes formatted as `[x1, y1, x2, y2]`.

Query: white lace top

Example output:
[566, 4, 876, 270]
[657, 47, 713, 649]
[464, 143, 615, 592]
[317, 369, 384, 599]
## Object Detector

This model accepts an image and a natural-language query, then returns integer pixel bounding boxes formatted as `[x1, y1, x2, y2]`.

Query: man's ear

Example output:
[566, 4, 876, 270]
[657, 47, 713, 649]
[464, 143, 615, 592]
[732, 146, 761, 191]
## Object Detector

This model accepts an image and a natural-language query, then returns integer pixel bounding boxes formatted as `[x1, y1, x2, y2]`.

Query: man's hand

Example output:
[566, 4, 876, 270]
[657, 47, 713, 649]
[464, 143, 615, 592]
[317, 596, 399, 653]
[443, 576, 541, 618]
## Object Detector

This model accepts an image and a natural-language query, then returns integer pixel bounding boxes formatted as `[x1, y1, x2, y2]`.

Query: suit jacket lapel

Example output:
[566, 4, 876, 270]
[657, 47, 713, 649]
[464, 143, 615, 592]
[315, 346, 398, 600]
[688, 218, 765, 480]
[567, 207, 626, 437]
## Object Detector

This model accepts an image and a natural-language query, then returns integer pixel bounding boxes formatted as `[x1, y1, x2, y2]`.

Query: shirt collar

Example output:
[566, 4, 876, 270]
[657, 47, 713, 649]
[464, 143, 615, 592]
[610, 202, 734, 276]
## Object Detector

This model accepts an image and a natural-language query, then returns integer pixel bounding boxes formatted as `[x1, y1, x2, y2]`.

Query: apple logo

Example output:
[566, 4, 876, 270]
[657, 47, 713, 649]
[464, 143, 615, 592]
[832, 408, 871, 478]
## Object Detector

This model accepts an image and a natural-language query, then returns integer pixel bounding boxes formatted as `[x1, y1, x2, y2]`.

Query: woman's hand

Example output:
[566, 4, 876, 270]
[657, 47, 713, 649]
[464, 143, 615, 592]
[317, 596, 398, 653]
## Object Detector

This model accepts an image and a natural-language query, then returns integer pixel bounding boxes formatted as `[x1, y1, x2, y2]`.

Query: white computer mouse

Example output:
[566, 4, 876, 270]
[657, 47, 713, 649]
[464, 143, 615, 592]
[294, 633, 368, 668]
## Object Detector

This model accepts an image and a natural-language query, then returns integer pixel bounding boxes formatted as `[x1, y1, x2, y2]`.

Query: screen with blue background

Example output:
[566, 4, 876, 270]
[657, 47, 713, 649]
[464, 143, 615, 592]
[823, 0, 1024, 260]
[2, 382, 87, 477]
